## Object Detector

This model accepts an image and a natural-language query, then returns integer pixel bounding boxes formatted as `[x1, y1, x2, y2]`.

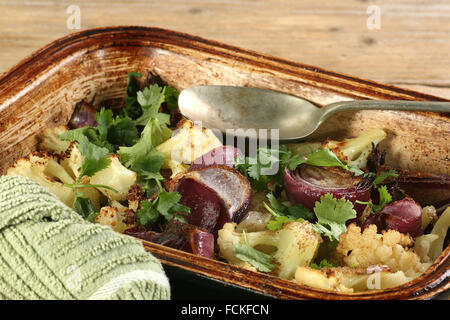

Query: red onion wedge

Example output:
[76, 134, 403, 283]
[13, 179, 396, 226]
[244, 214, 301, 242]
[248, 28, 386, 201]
[363, 198, 423, 237]
[68, 100, 97, 128]
[284, 164, 372, 222]
[189, 146, 243, 171]
[168, 165, 252, 234]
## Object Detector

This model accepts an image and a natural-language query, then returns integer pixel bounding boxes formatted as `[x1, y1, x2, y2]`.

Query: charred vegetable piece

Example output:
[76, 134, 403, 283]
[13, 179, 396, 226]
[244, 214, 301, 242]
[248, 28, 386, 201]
[124, 221, 215, 259]
[363, 198, 423, 237]
[168, 165, 252, 234]
[172, 177, 224, 233]
[68, 100, 98, 128]
[284, 164, 372, 222]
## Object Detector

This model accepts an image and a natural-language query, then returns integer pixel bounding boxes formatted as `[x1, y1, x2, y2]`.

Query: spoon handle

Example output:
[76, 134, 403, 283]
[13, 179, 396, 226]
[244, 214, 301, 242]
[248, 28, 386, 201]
[321, 100, 450, 122]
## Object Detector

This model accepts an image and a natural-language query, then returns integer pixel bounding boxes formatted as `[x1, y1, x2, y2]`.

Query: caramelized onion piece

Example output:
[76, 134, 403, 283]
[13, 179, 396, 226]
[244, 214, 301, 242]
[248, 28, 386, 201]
[168, 165, 252, 233]
[363, 198, 423, 237]
[284, 164, 372, 221]
[68, 100, 97, 128]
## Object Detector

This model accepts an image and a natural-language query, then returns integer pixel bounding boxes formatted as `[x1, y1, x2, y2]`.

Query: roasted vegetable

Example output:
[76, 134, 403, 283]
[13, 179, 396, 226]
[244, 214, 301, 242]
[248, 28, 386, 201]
[39, 126, 71, 154]
[217, 221, 322, 279]
[7, 152, 76, 206]
[322, 128, 387, 169]
[68, 100, 98, 129]
[168, 165, 252, 233]
[363, 198, 423, 237]
[284, 164, 372, 220]
[155, 119, 222, 178]
[95, 200, 137, 233]
[294, 265, 412, 292]
[333, 224, 431, 278]
[89, 155, 137, 201]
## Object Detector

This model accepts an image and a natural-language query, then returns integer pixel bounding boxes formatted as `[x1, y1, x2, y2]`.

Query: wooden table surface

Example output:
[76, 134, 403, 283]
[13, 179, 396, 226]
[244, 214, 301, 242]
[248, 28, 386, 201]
[1, 0, 449, 99]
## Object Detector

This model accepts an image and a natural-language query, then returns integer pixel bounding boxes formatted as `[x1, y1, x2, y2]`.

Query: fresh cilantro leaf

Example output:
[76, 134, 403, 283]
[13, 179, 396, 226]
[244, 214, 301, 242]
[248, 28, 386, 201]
[137, 190, 191, 226]
[312, 193, 357, 241]
[377, 185, 393, 208]
[122, 71, 143, 120]
[266, 215, 300, 231]
[72, 194, 94, 218]
[266, 193, 314, 221]
[137, 200, 160, 226]
[59, 129, 111, 180]
[107, 116, 139, 147]
[118, 117, 171, 168]
[155, 190, 191, 223]
[348, 166, 365, 177]
[164, 86, 180, 111]
[131, 150, 165, 181]
[310, 259, 337, 270]
[357, 185, 393, 214]
[95, 107, 114, 141]
[233, 233, 275, 273]
[264, 193, 313, 231]
[372, 169, 399, 187]
[72, 190, 99, 222]
[287, 204, 315, 221]
[266, 193, 287, 214]
[82, 127, 115, 153]
[93, 107, 139, 147]
[236, 146, 365, 192]
[302, 147, 345, 168]
[135, 84, 166, 126]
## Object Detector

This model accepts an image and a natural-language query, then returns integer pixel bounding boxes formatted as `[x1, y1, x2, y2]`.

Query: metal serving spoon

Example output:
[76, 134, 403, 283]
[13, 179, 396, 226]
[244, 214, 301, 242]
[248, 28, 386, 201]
[178, 85, 450, 142]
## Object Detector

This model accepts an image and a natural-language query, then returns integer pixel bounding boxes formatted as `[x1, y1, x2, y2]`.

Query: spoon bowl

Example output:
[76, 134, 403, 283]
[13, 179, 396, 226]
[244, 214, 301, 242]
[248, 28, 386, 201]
[178, 85, 450, 142]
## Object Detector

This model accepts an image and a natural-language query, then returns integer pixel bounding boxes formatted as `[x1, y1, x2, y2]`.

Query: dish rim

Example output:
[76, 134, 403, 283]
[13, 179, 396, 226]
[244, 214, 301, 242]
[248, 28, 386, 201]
[0, 25, 448, 300]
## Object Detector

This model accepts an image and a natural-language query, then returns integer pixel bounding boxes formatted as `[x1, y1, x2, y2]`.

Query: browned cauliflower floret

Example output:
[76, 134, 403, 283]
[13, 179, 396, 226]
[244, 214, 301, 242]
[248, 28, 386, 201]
[95, 200, 137, 233]
[217, 221, 322, 280]
[126, 184, 145, 212]
[294, 265, 412, 292]
[39, 125, 71, 154]
[333, 224, 431, 278]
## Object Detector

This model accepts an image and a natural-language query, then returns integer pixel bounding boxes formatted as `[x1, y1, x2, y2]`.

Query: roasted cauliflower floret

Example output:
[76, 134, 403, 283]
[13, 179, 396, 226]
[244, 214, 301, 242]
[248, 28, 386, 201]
[323, 128, 387, 169]
[126, 184, 145, 212]
[39, 125, 71, 154]
[7, 152, 75, 207]
[7, 151, 102, 210]
[218, 221, 322, 280]
[156, 119, 222, 177]
[60, 142, 83, 180]
[417, 207, 450, 261]
[294, 265, 412, 292]
[89, 155, 137, 201]
[95, 200, 137, 233]
[333, 224, 431, 278]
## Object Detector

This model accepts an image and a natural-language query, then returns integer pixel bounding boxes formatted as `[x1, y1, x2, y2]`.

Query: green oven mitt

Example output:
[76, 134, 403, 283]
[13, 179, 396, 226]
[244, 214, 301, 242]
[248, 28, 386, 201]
[0, 175, 170, 300]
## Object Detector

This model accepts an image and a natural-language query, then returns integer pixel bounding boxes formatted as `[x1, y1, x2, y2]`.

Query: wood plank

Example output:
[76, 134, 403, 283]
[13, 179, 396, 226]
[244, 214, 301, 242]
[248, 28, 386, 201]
[0, 0, 449, 98]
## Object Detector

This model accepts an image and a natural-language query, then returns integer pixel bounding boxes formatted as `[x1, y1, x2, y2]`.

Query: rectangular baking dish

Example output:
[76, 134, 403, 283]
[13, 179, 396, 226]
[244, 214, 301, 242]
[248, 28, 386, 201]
[0, 26, 448, 300]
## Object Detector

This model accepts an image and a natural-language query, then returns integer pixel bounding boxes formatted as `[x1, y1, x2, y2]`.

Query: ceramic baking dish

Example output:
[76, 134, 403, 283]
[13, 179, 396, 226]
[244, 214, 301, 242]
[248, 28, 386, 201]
[0, 26, 448, 300]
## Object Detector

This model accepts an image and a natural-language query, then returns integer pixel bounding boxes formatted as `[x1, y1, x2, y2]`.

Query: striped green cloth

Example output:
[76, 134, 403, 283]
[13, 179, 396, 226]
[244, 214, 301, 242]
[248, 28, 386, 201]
[0, 175, 170, 300]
